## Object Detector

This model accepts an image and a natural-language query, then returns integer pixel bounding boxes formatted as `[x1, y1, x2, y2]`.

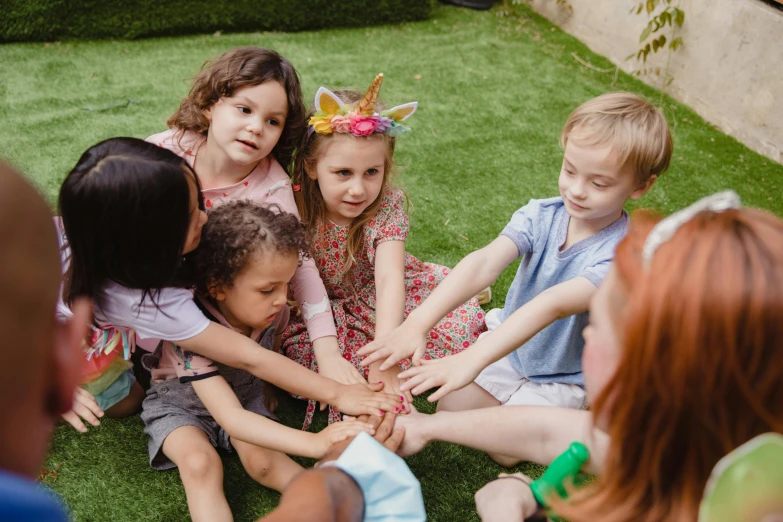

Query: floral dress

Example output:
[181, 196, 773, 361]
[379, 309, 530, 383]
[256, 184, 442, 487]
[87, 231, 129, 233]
[282, 188, 486, 428]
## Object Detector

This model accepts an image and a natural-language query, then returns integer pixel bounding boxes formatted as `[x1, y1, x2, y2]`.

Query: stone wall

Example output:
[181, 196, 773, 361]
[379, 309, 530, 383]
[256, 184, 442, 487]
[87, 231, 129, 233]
[527, 0, 783, 163]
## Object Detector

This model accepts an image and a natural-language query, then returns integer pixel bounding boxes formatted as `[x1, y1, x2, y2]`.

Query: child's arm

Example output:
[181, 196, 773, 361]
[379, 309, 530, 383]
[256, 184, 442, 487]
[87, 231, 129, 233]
[396, 407, 608, 475]
[367, 240, 409, 404]
[358, 236, 520, 370]
[398, 276, 596, 401]
[177, 323, 402, 416]
[278, 175, 365, 387]
[373, 240, 406, 337]
[297, 256, 367, 387]
[191, 376, 375, 458]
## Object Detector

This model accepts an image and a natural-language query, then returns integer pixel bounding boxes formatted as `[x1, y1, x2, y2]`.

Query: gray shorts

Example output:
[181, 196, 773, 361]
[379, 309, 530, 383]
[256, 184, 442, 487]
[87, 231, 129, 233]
[140, 366, 276, 470]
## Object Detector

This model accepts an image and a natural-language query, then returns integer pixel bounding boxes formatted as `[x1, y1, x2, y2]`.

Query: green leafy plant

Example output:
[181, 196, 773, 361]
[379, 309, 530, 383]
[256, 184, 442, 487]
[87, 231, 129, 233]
[627, 0, 685, 86]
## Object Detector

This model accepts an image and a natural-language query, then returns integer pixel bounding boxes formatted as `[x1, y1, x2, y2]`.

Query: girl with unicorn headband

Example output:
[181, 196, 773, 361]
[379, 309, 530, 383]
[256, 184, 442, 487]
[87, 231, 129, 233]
[284, 74, 486, 427]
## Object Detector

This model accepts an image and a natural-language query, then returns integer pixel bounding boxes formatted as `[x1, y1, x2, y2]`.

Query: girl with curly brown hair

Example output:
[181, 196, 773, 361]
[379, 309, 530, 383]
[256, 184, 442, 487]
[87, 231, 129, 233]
[140, 200, 377, 521]
[147, 47, 364, 396]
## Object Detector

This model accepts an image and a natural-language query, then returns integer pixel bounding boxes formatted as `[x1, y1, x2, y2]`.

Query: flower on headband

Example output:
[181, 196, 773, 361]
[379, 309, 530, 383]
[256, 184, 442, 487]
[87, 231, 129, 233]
[331, 114, 352, 133]
[311, 74, 418, 138]
[350, 115, 379, 137]
[309, 115, 333, 135]
[376, 116, 393, 133]
[386, 121, 410, 137]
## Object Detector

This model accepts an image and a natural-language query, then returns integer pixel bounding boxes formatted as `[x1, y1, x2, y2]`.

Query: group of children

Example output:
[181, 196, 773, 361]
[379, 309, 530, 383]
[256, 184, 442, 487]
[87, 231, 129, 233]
[57, 45, 677, 520]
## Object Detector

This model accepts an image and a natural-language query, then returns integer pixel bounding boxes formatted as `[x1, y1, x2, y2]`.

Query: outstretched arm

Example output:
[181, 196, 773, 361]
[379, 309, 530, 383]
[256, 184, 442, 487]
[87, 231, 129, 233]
[179, 323, 402, 417]
[192, 376, 374, 459]
[398, 276, 597, 401]
[369, 240, 412, 409]
[396, 407, 608, 475]
[358, 236, 520, 370]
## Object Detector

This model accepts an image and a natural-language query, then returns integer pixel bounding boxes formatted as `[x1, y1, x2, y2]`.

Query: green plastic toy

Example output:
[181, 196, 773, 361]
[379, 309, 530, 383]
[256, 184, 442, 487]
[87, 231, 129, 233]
[530, 441, 591, 508]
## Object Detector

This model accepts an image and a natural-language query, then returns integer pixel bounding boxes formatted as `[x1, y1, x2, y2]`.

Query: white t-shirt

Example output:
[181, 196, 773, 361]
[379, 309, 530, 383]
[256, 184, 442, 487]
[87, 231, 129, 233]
[93, 282, 210, 342]
[55, 218, 210, 344]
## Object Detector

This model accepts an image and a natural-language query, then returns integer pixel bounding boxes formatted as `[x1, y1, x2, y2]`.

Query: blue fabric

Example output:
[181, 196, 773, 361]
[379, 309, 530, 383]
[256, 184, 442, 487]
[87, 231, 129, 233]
[94, 367, 136, 411]
[0, 470, 69, 522]
[499, 197, 628, 385]
[328, 432, 425, 522]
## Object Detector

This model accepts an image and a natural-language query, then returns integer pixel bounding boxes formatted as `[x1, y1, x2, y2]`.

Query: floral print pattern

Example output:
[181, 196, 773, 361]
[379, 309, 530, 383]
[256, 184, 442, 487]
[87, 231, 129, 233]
[282, 188, 486, 428]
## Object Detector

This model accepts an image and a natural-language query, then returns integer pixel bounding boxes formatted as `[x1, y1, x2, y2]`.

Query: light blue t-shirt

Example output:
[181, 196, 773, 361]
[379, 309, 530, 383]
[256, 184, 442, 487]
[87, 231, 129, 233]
[499, 197, 628, 386]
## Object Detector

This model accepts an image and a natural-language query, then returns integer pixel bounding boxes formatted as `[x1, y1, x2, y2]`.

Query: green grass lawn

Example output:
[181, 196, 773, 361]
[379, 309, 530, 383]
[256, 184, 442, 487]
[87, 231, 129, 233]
[2, 2, 782, 521]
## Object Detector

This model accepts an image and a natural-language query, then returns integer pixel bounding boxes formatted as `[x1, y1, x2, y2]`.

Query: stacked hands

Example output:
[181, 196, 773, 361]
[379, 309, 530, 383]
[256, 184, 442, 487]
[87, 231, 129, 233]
[331, 410, 541, 522]
[314, 318, 473, 419]
[358, 320, 478, 403]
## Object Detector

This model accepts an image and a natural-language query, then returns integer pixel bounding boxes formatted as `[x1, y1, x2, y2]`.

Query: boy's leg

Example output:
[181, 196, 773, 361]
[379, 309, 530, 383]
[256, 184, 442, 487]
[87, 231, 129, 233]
[488, 381, 587, 467]
[436, 383, 500, 412]
[162, 426, 232, 522]
[231, 438, 304, 492]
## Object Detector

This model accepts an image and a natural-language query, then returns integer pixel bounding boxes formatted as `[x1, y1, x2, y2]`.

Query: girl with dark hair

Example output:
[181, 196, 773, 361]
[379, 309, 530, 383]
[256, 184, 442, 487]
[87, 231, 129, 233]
[56, 138, 401, 437]
[147, 46, 366, 396]
[140, 200, 373, 520]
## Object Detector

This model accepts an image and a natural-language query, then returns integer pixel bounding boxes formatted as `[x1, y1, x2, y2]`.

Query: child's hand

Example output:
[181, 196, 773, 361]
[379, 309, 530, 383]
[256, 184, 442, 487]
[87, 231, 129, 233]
[368, 365, 414, 414]
[314, 417, 377, 458]
[331, 382, 404, 417]
[391, 410, 431, 457]
[320, 412, 405, 463]
[61, 387, 104, 433]
[357, 322, 428, 371]
[318, 352, 368, 386]
[475, 473, 540, 521]
[263, 382, 279, 414]
[397, 351, 482, 402]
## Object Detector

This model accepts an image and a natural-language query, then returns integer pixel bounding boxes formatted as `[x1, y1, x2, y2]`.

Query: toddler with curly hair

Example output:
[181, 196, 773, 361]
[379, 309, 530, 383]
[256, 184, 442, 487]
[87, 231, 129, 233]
[140, 200, 374, 520]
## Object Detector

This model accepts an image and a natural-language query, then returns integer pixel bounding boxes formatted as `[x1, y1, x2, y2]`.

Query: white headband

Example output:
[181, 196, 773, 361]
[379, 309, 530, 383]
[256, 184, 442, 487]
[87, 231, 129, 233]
[642, 190, 742, 267]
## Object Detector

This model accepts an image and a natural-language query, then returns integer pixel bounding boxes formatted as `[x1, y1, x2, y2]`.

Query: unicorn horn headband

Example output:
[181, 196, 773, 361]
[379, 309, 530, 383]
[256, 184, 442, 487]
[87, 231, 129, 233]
[308, 73, 418, 138]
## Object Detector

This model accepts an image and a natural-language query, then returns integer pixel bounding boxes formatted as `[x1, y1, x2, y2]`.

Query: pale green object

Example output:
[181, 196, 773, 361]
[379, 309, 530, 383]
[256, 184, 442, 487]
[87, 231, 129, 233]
[699, 433, 783, 522]
[530, 441, 590, 507]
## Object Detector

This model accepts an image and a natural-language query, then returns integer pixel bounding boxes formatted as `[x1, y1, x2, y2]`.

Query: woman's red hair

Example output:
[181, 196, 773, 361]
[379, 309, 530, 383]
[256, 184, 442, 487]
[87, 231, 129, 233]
[558, 208, 783, 521]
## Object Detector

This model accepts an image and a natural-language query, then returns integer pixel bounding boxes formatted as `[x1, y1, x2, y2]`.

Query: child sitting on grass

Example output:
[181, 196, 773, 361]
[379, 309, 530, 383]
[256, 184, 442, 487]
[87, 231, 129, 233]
[148, 47, 369, 392]
[360, 92, 673, 466]
[141, 200, 370, 520]
[284, 75, 486, 428]
[56, 138, 398, 435]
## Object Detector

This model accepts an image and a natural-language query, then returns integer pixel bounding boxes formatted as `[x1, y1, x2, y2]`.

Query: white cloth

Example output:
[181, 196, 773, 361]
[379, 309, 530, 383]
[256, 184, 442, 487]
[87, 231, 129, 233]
[55, 217, 210, 343]
[474, 309, 587, 409]
[94, 282, 210, 342]
[322, 432, 426, 522]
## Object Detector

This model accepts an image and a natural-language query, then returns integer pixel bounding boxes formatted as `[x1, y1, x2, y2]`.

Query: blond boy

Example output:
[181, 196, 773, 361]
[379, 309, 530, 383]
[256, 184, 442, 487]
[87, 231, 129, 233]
[359, 93, 672, 464]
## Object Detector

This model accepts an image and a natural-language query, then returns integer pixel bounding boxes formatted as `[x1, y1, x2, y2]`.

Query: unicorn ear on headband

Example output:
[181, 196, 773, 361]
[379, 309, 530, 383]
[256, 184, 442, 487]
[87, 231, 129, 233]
[308, 73, 418, 137]
[314, 87, 345, 115]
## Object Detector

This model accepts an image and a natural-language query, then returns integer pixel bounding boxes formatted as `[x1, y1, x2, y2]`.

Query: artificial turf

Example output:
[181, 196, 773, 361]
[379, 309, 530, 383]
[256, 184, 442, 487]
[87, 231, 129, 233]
[1, 2, 782, 521]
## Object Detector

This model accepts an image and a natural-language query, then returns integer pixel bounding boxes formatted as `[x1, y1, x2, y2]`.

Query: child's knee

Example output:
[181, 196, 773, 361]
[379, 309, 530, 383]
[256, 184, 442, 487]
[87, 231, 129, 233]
[178, 449, 222, 481]
[488, 452, 521, 468]
[242, 448, 276, 480]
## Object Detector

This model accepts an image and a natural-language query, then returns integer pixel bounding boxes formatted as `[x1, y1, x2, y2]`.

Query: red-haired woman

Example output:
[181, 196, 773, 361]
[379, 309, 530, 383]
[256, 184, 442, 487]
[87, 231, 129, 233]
[397, 192, 783, 521]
